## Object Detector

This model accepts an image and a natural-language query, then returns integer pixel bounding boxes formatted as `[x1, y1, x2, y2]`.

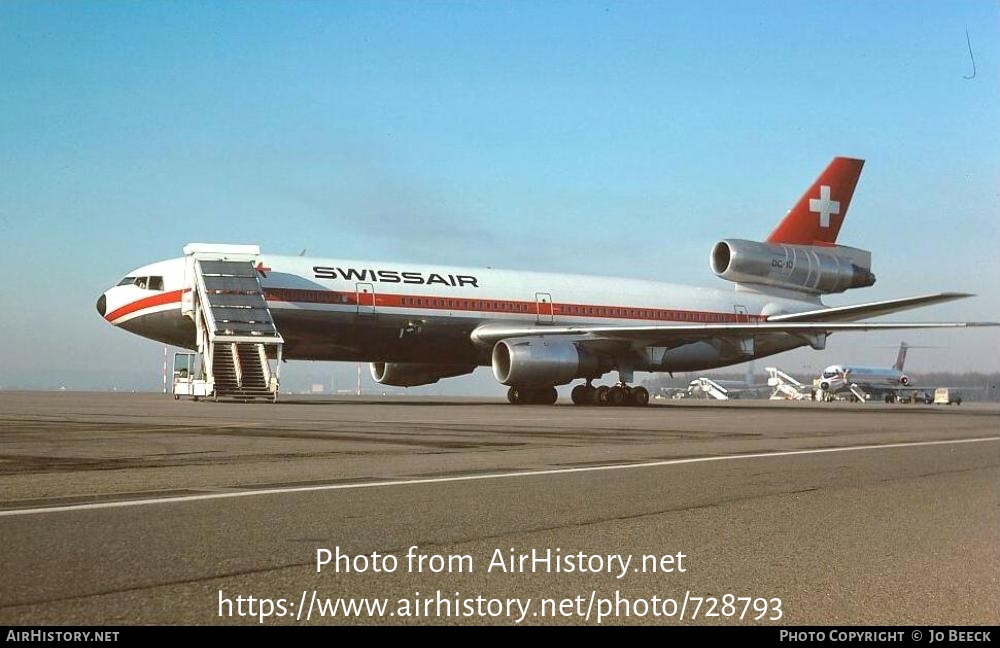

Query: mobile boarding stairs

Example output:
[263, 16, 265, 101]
[688, 377, 735, 401]
[765, 367, 869, 402]
[173, 244, 283, 402]
[765, 367, 812, 401]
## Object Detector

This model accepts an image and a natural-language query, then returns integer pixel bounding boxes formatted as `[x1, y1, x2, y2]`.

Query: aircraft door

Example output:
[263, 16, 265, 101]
[536, 292, 554, 324]
[356, 283, 376, 317]
[734, 304, 749, 322]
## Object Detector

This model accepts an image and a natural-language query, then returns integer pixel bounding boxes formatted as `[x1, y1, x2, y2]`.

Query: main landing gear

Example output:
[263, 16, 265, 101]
[570, 380, 649, 407]
[507, 386, 559, 405]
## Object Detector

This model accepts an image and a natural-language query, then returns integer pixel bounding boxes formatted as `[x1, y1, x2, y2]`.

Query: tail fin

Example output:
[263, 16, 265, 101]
[893, 342, 908, 371]
[766, 157, 865, 246]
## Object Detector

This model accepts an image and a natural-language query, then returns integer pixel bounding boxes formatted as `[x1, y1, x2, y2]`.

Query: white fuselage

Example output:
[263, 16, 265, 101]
[98, 254, 826, 374]
[818, 364, 908, 393]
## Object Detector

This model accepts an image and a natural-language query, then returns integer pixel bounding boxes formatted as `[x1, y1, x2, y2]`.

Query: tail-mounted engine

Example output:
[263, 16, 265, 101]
[711, 239, 875, 295]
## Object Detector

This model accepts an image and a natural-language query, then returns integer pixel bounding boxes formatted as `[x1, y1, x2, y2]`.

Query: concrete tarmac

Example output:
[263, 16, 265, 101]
[0, 392, 997, 625]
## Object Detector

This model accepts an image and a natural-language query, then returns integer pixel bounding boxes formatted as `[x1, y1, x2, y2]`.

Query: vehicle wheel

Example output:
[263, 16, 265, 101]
[174, 394, 180, 401]
[507, 387, 520, 404]
[539, 386, 558, 405]
[608, 386, 626, 406]
[571, 385, 588, 405]
[596, 385, 610, 405]
[632, 386, 650, 406]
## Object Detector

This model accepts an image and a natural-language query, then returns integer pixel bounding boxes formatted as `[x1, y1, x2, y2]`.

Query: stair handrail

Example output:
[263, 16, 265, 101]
[231, 343, 243, 388]
[192, 261, 220, 340]
[256, 344, 275, 392]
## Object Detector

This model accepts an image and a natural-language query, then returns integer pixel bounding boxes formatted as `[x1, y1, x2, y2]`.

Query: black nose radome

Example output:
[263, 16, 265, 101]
[96, 294, 106, 317]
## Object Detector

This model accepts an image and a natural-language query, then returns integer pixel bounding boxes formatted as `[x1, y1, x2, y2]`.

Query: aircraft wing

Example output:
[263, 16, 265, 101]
[471, 320, 997, 347]
[766, 292, 971, 322]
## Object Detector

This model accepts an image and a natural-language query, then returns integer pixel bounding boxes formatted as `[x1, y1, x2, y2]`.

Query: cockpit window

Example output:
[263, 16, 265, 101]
[117, 275, 163, 290]
[822, 370, 839, 379]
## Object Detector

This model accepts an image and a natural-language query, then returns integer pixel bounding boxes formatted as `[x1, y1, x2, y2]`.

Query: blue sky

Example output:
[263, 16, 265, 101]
[1, 1, 997, 391]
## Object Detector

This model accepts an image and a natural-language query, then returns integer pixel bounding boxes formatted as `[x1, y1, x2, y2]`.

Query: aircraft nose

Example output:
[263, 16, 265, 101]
[96, 293, 106, 317]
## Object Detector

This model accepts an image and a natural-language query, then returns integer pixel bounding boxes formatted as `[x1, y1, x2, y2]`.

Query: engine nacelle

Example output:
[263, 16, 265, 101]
[370, 362, 475, 387]
[710, 239, 875, 295]
[492, 338, 600, 387]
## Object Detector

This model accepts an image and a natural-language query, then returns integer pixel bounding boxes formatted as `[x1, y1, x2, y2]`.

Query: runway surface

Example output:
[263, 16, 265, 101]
[0, 392, 997, 625]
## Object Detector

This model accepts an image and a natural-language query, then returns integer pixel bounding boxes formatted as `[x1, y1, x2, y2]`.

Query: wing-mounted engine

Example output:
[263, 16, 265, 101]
[710, 239, 875, 295]
[492, 338, 602, 387]
[370, 362, 475, 387]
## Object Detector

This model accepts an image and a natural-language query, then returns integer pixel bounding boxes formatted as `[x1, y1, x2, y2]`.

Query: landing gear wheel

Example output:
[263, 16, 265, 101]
[632, 386, 650, 406]
[539, 386, 558, 405]
[571, 384, 588, 405]
[596, 385, 610, 405]
[507, 387, 521, 404]
[173, 394, 179, 401]
[608, 386, 626, 406]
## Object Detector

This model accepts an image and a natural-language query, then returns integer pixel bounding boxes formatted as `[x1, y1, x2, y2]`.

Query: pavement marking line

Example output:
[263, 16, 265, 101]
[1, 436, 997, 518]
[98, 422, 267, 435]
[0, 421, 264, 434]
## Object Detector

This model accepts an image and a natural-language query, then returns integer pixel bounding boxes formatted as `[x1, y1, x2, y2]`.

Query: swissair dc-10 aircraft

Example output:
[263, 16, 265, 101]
[96, 157, 994, 405]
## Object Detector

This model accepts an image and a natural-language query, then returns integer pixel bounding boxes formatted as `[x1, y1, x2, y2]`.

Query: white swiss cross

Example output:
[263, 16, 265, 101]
[809, 185, 840, 228]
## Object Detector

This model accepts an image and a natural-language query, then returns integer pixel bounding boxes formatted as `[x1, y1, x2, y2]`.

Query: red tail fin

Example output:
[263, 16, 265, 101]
[766, 157, 865, 246]
[893, 342, 908, 371]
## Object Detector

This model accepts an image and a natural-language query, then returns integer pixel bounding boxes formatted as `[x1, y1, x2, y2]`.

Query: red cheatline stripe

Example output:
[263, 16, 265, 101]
[262, 288, 763, 323]
[105, 290, 186, 322]
[106, 287, 762, 325]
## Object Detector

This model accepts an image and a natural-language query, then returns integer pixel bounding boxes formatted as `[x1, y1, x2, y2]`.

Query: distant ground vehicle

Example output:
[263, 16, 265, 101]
[933, 388, 963, 405]
[885, 391, 933, 404]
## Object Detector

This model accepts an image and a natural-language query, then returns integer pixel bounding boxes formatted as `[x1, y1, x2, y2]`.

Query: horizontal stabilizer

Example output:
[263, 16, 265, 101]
[766, 293, 972, 323]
